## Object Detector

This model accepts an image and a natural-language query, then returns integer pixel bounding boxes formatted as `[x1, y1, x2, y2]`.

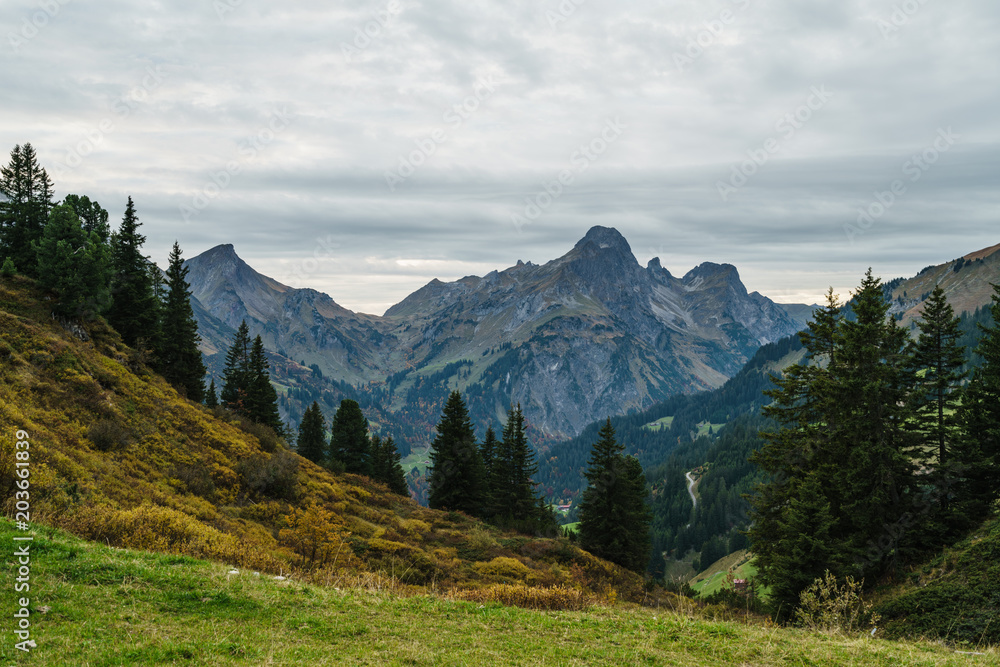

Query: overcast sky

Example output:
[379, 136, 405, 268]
[4, 0, 998, 314]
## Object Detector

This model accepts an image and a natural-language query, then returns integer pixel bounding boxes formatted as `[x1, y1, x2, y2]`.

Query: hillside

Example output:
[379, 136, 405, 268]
[889, 242, 1000, 327]
[184, 227, 803, 441]
[874, 513, 1000, 646]
[0, 276, 642, 601]
[1, 520, 992, 666]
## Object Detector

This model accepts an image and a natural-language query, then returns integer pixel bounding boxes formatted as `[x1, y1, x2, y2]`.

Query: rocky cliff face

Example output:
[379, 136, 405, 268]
[185, 227, 802, 440]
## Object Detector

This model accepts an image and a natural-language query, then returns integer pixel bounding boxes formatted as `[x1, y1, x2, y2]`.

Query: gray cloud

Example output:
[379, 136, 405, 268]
[2, 0, 998, 314]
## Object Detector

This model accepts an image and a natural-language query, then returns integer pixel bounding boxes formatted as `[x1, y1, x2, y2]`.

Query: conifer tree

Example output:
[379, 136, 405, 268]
[108, 197, 159, 349]
[221, 320, 252, 414]
[0, 143, 54, 275]
[578, 419, 652, 571]
[487, 404, 553, 531]
[750, 272, 919, 612]
[297, 401, 328, 465]
[479, 426, 498, 517]
[205, 378, 219, 408]
[371, 435, 409, 496]
[247, 335, 283, 434]
[1, 257, 14, 278]
[428, 391, 485, 516]
[955, 283, 1000, 526]
[159, 242, 206, 402]
[906, 285, 966, 467]
[63, 194, 110, 244]
[32, 204, 110, 319]
[330, 399, 370, 475]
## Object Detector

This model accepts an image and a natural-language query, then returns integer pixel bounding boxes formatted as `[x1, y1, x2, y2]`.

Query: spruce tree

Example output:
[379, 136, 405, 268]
[1, 257, 14, 278]
[330, 399, 370, 475]
[479, 426, 498, 518]
[32, 204, 110, 320]
[247, 335, 283, 434]
[108, 197, 159, 349]
[0, 143, 54, 276]
[578, 419, 651, 571]
[63, 194, 110, 244]
[750, 272, 919, 611]
[906, 285, 966, 467]
[955, 283, 1000, 526]
[371, 435, 409, 496]
[297, 401, 328, 465]
[159, 242, 206, 402]
[221, 320, 252, 414]
[205, 378, 219, 408]
[487, 404, 552, 531]
[428, 391, 485, 516]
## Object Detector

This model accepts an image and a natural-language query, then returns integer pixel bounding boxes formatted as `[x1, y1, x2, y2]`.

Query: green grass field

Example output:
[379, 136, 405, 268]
[642, 415, 674, 431]
[2, 521, 994, 666]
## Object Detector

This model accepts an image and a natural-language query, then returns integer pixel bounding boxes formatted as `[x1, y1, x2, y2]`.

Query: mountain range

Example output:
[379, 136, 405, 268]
[183, 226, 806, 441]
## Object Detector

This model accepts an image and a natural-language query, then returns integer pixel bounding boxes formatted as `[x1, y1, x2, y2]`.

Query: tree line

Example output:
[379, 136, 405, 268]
[750, 273, 1000, 616]
[0, 143, 206, 401]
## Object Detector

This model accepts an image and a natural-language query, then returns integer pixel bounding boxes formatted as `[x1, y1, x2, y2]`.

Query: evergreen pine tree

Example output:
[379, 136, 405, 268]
[32, 204, 110, 320]
[159, 242, 206, 402]
[1, 256, 15, 278]
[906, 285, 967, 467]
[371, 435, 409, 496]
[296, 401, 328, 465]
[955, 283, 1000, 526]
[247, 335, 283, 433]
[428, 391, 485, 516]
[330, 399, 370, 475]
[220, 320, 252, 415]
[0, 143, 54, 276]
[108, 197, 159, 349]
[63, 194, 110, 244]
[479, 426, 498, 519]
[578, 419, 651, 571]
[205, 378, 219, 408]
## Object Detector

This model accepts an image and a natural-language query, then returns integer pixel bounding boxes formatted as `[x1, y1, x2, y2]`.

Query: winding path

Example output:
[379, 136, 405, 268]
[685, 471, 698, 510]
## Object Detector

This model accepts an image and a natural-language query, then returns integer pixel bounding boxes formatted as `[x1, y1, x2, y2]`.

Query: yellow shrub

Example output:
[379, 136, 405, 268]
[450, 584, 593, 611]
[278, 503, 351, 570]
[473, 557, 532, 583]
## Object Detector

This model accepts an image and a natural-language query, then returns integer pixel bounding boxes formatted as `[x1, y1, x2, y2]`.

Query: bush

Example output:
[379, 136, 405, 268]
[237, 450, 299, 501]
[170, 463, 216, 499]
[794, 571, 880, 635]
[86, 418, 132, 452]
[473, 557, 532, 583]
[449, 584, 593, 611]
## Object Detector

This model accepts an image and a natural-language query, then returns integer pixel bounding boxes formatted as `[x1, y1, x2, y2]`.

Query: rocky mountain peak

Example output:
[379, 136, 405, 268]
[573, 226, 633, 256]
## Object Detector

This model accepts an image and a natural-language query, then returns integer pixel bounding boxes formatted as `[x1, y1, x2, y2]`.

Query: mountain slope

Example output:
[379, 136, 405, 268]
[185, 227, 802, 440]
[0, 276, 641, 599]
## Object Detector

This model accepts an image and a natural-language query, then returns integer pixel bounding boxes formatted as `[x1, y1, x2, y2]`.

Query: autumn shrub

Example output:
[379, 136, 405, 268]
[279, 503, 351, 570]
[64, 504, 284, 572]
[170, 463, 216, 499]
[449, 584, 593, 611]
[86, 418, 132, 452]
[237, 450, 299, 501]
[794, 571, 880, 635]
[473, 556, 532, 583]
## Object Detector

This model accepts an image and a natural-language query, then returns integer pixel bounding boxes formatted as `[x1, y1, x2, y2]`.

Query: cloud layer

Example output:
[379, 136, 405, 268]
[4, 0, 998, 314]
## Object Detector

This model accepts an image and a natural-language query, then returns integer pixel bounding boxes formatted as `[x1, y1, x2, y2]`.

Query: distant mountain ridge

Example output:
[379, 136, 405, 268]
[182, 227, 805, 442]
